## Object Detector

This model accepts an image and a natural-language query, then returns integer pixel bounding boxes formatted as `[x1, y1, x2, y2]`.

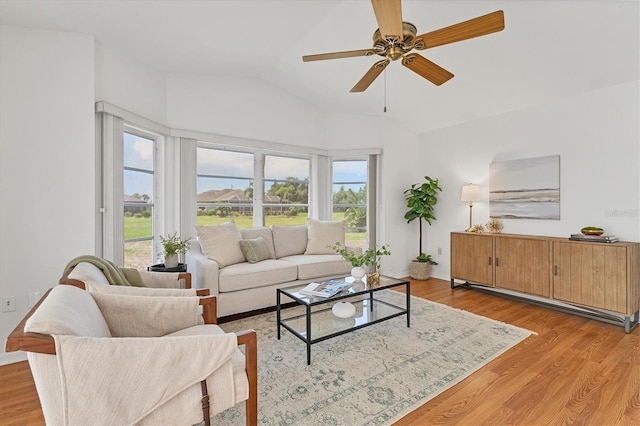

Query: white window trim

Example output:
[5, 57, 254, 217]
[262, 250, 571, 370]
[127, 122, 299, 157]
[96, 101, 383, 261]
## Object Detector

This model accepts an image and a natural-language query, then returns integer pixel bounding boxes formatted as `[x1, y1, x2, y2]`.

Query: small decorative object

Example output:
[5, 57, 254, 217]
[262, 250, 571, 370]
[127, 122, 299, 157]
[332, 301, 356, 318]
[366, 271, 380, 287]
[160, 232, 190, 268]
[470, 224, 485, 233]
[351, 266, 366, 281]
[581, 226, 604, 236]
[486, 219, 504, 233]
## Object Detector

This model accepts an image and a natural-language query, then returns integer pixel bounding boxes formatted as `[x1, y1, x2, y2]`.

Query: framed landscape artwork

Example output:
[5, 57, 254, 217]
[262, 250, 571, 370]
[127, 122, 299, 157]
[490, 155, 560, 220]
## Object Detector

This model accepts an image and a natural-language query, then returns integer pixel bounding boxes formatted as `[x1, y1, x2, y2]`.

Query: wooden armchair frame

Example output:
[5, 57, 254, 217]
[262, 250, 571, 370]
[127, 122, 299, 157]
[5, 288, 257, 426]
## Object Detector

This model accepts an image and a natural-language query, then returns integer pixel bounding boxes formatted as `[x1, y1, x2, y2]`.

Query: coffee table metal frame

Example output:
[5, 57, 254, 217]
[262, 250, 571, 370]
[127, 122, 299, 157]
[276, 276, 410, 364]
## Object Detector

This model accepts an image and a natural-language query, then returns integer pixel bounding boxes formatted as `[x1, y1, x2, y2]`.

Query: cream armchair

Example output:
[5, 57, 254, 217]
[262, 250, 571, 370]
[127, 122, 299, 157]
[60, 255, 193, 290]
[6, 285, 257, 426]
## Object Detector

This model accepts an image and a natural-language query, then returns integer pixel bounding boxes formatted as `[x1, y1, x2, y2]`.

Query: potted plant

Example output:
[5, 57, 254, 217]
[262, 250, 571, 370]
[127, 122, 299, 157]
[362, 244, 391, 286]
[330, 242, 367, 280]
[159, 232, 190, 268]
[404, 176, 442, 280]
[330, 243, 391, 285]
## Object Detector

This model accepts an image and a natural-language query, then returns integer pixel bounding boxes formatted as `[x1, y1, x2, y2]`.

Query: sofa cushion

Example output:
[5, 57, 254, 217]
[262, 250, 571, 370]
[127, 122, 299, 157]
[218, 260, 298, 292]
[271, 225, 308, 258]
[239, 237, 274, 264]
[239, 227, 275, 259]
[305, 219, 345, 255]
[196, 221, 246, 268]
[279, 254, 351, 280]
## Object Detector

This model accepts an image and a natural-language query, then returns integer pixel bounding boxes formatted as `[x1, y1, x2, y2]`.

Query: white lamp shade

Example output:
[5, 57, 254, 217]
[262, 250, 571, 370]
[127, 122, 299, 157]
[461, 184, 480, 202]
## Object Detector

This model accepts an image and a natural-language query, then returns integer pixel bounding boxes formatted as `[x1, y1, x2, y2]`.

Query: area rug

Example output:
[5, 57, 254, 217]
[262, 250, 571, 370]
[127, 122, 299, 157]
[212, 290, 534, 425]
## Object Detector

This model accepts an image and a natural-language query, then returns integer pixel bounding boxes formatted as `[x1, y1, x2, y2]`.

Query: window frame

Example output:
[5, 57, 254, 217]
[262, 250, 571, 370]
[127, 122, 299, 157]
[122, 126, 160, 268]
[196, 143, 312, 228]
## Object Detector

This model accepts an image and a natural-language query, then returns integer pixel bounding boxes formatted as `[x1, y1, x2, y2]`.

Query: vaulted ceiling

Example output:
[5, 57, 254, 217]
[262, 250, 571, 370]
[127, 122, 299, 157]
[1, 0, 638, 133]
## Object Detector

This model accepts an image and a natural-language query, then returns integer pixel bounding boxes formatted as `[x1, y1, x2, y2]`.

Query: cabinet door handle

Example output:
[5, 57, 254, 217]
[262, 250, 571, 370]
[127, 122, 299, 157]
[554, 265, 558, 276]
[488, 257, 492, 266]
[496, 258, 500, 267]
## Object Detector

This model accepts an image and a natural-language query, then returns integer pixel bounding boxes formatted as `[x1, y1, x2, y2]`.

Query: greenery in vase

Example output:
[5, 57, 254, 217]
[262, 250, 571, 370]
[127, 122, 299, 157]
[329, 242, 365, 267]
[160, 232, 190, 256]
[404, 175, 441, 262]
[330, 242, 391, 271]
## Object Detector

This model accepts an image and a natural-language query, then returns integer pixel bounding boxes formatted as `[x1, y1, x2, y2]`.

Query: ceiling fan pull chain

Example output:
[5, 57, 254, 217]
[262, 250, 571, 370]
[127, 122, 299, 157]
[383, 68, 387, 113]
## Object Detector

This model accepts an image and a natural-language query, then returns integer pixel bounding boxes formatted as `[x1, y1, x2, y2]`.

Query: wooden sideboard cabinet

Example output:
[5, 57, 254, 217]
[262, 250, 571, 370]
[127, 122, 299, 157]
[450, 232, 640, 332]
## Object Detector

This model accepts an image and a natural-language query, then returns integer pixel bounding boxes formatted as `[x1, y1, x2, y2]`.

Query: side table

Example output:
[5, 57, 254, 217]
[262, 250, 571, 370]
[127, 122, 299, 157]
[148, 263, 191, 289]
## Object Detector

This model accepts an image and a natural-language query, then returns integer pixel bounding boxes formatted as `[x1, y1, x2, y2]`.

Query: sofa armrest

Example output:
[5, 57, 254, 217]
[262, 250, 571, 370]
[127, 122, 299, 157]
[186, 239, 220, 297]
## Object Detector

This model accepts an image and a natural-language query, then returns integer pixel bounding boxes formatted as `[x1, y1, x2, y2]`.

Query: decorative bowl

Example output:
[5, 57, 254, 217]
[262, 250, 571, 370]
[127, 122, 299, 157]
[581, 227, 604, 236]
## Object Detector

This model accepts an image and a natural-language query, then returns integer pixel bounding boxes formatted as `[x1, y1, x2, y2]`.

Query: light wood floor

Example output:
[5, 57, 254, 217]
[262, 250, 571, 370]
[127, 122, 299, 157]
[1, 278, 638, 425]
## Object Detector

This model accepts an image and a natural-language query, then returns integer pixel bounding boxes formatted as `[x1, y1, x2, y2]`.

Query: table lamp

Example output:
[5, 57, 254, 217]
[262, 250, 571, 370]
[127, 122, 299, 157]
[461, 184, 480, 232]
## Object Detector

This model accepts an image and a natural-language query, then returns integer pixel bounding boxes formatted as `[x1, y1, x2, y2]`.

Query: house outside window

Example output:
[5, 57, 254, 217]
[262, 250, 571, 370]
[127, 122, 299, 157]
[196, 148, 254, 227]
[196, 146, 310, 228]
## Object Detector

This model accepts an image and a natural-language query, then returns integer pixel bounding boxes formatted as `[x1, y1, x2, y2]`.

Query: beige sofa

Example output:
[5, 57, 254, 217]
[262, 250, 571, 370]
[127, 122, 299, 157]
[187, 220, 361, 317]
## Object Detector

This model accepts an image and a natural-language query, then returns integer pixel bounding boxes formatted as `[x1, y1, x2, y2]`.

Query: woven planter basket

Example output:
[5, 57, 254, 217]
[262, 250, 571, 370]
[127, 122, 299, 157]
[409, 262, 432, 281]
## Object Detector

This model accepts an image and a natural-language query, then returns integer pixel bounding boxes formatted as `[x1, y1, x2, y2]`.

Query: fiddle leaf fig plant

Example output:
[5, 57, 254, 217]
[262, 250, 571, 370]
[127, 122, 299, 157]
[404, 176, 442, 261]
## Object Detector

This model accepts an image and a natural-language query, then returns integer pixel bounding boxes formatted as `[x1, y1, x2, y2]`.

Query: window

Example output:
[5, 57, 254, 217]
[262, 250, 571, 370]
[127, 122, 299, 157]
[264, 155, 309, 226]
[196, 147, 311, 227]
[332, 159, 368, 249]
[123, 130, 155, 269]
[196, 148, 254, 227]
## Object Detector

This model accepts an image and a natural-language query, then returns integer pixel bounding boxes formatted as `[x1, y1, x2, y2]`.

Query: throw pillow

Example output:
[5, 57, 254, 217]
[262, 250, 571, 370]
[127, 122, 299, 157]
[305, 219, 345, 255]
[271, 224, 308, 258]
[196, 221, 246, 268]
[239, 237, 274, 264]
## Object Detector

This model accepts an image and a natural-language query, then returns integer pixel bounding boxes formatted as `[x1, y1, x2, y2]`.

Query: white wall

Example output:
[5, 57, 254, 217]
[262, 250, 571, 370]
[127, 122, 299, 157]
[325, 113, 423, 277]
[167, 73, 326, 148]
[418, 80, 640, 280]
[0, 26, 95, 361]
[95, 43, 167, 124]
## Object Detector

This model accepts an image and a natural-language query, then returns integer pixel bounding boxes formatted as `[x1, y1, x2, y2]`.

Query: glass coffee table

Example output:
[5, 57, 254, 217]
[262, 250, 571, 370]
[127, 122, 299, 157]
[276, 275, 410, 364]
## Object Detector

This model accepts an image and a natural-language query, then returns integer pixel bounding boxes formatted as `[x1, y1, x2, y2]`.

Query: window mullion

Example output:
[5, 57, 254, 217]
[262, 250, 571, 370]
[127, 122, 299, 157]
[102, 113, 124, 265]
[253, 153, 265, 226]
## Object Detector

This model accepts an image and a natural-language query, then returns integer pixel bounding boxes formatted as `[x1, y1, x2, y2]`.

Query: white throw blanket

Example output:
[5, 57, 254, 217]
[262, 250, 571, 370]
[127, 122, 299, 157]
[53, 332, 237, 425]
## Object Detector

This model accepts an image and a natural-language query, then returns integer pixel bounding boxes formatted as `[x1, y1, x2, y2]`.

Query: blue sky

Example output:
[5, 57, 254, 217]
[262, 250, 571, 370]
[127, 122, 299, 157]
[124, 138, 368, 197]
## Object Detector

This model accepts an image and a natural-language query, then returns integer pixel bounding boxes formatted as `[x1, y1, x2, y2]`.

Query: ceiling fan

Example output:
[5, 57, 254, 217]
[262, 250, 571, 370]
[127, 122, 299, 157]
[302, 0, 504, 92]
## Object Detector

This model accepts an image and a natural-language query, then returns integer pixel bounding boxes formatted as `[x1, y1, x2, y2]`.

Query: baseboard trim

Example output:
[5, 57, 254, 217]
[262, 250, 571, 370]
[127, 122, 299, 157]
[0, 351, 27, 366]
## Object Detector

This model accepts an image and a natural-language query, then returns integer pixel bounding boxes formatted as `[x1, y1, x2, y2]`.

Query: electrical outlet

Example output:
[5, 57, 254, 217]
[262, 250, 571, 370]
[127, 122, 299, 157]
[1, 296, 16, 313]
[437, 247, 443, 255]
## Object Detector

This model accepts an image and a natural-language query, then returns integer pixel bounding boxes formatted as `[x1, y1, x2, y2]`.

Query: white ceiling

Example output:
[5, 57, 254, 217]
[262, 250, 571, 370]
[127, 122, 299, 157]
[1, 0, 638, 134]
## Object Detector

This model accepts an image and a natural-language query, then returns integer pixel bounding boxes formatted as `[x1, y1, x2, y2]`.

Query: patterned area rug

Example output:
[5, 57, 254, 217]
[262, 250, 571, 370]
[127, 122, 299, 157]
[212, 290, 534, 425]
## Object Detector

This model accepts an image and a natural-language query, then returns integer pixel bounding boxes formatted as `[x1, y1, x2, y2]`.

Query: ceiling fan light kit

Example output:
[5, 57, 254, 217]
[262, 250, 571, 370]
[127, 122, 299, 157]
[302, 0, 505, 92]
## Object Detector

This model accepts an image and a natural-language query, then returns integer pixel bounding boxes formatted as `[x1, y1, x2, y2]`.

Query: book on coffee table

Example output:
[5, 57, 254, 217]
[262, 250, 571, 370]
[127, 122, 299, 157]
[299, 280, 351, 298]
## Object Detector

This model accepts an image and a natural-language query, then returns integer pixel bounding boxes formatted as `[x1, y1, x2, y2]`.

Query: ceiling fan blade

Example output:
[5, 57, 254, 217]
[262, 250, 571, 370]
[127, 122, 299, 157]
[402, 53, 454, 86]
[303, 49, 377, 62]
[413, 10, 505, 50]
[371, 0, 403, 40]
[350, 59, 390, 92]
